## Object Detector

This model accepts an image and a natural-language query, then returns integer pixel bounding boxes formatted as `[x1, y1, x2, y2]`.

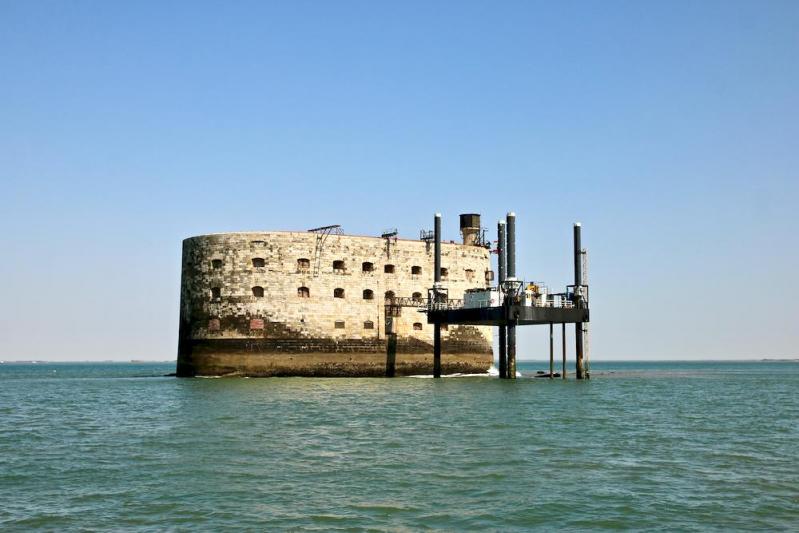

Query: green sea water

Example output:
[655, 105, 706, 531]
[1, 361, 797, 531]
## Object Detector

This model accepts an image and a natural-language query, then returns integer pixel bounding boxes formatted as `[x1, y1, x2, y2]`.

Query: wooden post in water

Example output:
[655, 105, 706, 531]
[549, 322, 554, 379]
[561, 323, 567, 379]
[433, 213, 442, 378]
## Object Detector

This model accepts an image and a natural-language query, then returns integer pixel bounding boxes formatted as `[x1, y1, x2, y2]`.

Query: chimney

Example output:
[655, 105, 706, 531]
[459, 213, 481, 245]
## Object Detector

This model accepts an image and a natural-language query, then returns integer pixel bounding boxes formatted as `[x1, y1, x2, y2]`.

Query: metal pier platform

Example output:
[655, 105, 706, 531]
[427, 304, 588, 327]
[384, 211, 591, 380]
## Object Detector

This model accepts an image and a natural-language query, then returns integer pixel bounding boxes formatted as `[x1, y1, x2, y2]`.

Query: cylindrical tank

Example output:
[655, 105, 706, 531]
[459, 213, 481, 245]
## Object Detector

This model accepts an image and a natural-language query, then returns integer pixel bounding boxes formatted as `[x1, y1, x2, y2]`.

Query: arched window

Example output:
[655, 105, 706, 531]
[297, 286, 310, 298]
[334, 288, 345, 298]
[334, 320, 345, 329]
[297, 258, 310, 272]
[465, 269, 475, 281]
[252, 286, 264, 298]
[363, 289, 374, 300]
[413, 322, 423, 331]
[440, 267, 449, 280]
[211, 259, 223, 269]
[412, 292, 423, 302]
[363, 320, 374, 330]
[333, 260, 346, 273]
[210, 287, 221, 300]
[411, 265, 422, 276]
[362, 262, 374, 273]
[384, 290, 395, 301]
[384, 264, 395, 274]
[252, 258, 265, 268]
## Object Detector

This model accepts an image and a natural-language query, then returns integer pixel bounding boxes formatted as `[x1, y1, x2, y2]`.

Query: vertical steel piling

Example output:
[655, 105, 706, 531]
[497, 219, 507, 379]
[574, 223, 585, 380]
[506, 212, 517, 379]
[386, 328, 397, 377]
[433, 213, 442, 378]
[562, 322, 567, 379]
[549, 322, 554, 379]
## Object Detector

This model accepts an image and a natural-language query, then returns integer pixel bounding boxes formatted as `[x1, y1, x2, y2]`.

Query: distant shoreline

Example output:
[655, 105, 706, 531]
[1, 358, 797, 364]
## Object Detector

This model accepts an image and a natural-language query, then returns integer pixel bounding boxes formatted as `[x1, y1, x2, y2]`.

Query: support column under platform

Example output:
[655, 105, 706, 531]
[576, 322, 584, 380]
[498, 325, 507, 379]
[433, 323, 442, 378]
[507, 323, 517, 379]
[386, 333, 397, 377]
[427, 305, 589, 381]
[562, 323, 566, 379]
[549, 322, 554, 379]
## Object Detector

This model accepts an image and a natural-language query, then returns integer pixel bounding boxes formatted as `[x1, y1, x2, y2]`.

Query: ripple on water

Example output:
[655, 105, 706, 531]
[1, 361, 798, 530]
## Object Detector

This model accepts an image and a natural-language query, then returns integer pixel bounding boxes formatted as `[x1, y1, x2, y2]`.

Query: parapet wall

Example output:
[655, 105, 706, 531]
[177, 231, 493, 376]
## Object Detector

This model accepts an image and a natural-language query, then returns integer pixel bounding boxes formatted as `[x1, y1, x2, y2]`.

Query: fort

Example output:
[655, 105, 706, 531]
[177, 215, 494, 377]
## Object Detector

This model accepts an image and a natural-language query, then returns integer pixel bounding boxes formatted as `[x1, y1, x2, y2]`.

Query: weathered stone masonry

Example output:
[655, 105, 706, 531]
[177, 231, 493, 376]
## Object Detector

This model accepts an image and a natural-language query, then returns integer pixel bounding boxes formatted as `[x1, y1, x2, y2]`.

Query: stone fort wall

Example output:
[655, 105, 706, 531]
[177, 231, 493, 376]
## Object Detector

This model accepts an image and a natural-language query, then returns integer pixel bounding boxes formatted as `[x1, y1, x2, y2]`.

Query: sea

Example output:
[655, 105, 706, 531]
[1, 360, 797, 531]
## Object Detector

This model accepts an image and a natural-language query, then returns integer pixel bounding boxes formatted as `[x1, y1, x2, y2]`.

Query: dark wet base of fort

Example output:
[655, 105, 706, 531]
[177, 351, 492, 378]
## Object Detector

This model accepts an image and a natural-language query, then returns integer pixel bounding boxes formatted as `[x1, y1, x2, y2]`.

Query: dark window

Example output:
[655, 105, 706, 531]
[384, 264, 395, 274]
[364, 320, 374, 330]
[335, 320, 345, 329]
[411, 265, 422, 276]
[334, 288, 345, 298]
[412, 292, 423, 302]
[440, 267, 449, 280]
[297, 258, 310, 272]
[211, 259, 223, 269]
[362, 262, 374, 273]
[363, 289, 374, 300]
[333, 260, 346, 273]
[485, 270, 495, 282]
[465, 269, 475, 281]
[384, 290, 395, 301]
[413, 322, 423, 331]
[210, 287, 221, 300]
[252, 286, 264, 298]
[298, 286, 310, 298]
[252, 258, 265, 268]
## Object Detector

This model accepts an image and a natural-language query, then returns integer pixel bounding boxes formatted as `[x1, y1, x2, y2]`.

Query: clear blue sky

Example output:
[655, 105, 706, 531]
[1, 1, 797, 361]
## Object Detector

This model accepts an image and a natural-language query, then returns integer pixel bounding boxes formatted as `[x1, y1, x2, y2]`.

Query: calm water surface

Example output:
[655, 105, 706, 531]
[1, 361, 797, 531]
